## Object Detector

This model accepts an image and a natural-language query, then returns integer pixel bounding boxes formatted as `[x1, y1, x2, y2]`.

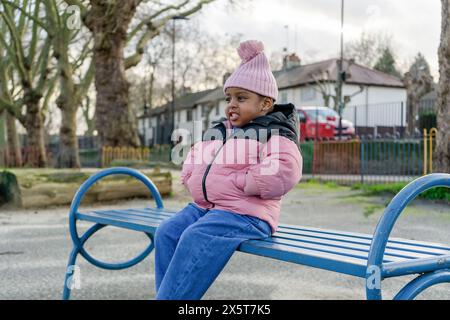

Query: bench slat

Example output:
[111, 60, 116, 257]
[76, 212, 159, 233]
[278, 224, 450, 252]
[79, 210, 440, 261]
[91, 209, 169, 223]
[130, 208, 177, 217]
[267, 237, 417, 263]
[239, 239, 368, 277]
[100, 209, 450, 258]
[75, 207, 450, 279]
[273, 231, 450, 257]
[270, 235, 435, 261]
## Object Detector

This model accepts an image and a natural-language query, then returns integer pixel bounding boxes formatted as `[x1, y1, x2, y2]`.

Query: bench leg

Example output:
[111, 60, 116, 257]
[63, 221, 155, 299]
[62, 246, 81, 300]
[394, 269, 450, 300]
[63, 223, 106, 300]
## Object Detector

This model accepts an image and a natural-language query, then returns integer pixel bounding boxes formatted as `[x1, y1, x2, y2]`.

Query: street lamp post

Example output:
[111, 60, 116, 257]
[143, 102, 149, 146]
[336, 0, 345, 140]
[169, 16, 188, 145]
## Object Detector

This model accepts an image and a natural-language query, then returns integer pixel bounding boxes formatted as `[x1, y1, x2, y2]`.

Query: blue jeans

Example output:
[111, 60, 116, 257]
[154, 203, 272, 300]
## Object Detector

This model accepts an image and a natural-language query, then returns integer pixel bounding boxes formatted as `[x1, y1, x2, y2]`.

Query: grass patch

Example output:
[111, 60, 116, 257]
[351, 182, 450, 202]
[297, 178, 347, 190]
[363, 204, 385, 218]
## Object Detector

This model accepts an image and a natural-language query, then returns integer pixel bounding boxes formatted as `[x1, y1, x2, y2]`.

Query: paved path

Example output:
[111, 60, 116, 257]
[1, 170, 449, 299]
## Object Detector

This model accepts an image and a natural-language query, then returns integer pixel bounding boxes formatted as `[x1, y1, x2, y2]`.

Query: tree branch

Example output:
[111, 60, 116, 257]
[27, 0, 44, 63]
[41, 73, 58, 114]
[128, 0, 190, 42]
[0, 0, 51, 33]
[125, 0, 216, 69]
[35, 36, 53, 94]
[75, 59, 94, 101]
[73, 38, 93, 71]
[0, 8, 29, 81]
[0, 63, 25, 123]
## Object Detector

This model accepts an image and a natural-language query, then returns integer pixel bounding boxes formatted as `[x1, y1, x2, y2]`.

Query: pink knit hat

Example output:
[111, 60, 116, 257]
[224, 40, 278, 101]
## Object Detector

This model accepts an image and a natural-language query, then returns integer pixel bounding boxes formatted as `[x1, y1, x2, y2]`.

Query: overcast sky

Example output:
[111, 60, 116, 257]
[193, 0, 442, 78]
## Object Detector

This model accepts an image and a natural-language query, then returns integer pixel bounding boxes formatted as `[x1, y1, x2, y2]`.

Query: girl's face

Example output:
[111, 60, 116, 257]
[225, 87, 273, 128]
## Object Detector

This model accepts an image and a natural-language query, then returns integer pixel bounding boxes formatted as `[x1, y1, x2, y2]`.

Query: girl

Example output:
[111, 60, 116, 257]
[154, 40, 302, 300]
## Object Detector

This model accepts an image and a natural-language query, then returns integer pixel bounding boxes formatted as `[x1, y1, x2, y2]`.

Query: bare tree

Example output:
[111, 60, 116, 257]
[0, 18, 22, 166]
[80, 93, 95, 136]
[43, 1, 94, 168]
[345, 31, 394, 68]
[2, 0, 95, 168]
[130, 24, 241, 121]
[308, 64, 363, 112]
[62, 0, 217, 148]
[128, 35, 169, 116]
[436, 0, 450, 172]
[403, 53, 434, 136]
[0, 0, 56, 167]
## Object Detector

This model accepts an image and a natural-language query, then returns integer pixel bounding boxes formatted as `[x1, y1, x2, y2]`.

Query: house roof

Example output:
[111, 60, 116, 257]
[196, 87, 225, 104]
[139, 59, 405, 119]
[275, 58, 405, 89]
[139, 87, 218, 118]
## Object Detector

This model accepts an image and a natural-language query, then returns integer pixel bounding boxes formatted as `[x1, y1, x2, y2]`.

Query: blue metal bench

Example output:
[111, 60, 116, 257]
[62, 168, 450, 300]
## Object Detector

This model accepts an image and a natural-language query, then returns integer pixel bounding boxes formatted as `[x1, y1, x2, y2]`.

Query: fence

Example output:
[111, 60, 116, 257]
[0, 146, 54, 168]
[1, 130, 439, 186]
[423, 128, 438, 175]
[300, 129, 437, 185]
[343, 99, 437, 138]
[100, 145, 172, 167]
[0, 144, 174, 168]
[79, 148, 101, 168]
[101, 146, 150, 167]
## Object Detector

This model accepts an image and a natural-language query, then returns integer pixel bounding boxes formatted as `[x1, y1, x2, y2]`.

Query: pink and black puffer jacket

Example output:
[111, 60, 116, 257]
[181, 103, 303, 233]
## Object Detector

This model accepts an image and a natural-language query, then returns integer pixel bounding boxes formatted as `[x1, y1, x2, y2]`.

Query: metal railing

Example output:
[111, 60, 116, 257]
[101, 146, 151, 167]
[343, 99, 437, 139]
[300, 129, 437, 185]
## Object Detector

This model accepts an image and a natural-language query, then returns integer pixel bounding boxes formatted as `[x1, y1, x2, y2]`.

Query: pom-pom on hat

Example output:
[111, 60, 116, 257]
[224, 40, 278, 101]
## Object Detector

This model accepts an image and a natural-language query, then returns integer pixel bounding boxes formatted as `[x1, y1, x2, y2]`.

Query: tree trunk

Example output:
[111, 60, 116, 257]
[82, 95, 96, 137]
[403, 71, 433, 137]
[85, 1, 141, 148]
[23, 100, 47, 167]
[406, 95, 419, 136]
[149, 71, 155, 108]
[436, 0, 450, 173]
[54, 37, 81, 168]
[6, 112, 22, 167]
[57, 104, 80, 168]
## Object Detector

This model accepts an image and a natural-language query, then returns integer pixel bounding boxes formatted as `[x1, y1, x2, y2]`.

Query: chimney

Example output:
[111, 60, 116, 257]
[282, 53, 301, 70]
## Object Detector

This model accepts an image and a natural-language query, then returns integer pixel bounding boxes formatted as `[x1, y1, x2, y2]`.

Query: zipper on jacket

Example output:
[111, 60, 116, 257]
[201, 131, 236, 208]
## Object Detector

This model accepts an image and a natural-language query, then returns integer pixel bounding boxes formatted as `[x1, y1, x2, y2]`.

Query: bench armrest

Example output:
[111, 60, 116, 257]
[70, 167, 164, 213]
[366, 173, 450, 299]
[69, 167, 164, 244]
[66, 167, 164, 271]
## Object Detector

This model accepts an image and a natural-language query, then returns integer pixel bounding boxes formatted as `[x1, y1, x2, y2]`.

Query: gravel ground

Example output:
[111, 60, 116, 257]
[0, 170, 449, 300]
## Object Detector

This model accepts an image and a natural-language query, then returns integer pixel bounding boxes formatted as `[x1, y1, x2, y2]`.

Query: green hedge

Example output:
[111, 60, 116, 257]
[351, 182, 449, 202]
[419, 112, 437, 131]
